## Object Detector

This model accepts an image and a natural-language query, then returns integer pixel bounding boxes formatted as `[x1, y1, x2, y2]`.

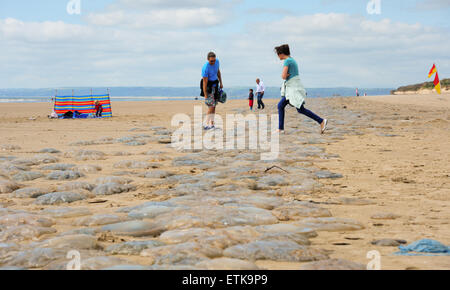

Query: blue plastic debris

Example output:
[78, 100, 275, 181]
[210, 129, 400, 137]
[395, 239, 450, 256]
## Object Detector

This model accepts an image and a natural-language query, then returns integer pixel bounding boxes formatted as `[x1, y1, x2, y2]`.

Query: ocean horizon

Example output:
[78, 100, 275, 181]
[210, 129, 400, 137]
[0, 87, 393, 103]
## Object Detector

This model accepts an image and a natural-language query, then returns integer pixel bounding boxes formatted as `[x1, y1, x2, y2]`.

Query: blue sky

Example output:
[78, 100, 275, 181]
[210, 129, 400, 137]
[1, 0, 449, 26]
[0, 0, 449, 88]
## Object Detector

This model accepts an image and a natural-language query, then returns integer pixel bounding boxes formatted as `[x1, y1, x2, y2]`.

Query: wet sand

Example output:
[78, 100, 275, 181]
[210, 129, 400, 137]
[0, 94, 449, 270]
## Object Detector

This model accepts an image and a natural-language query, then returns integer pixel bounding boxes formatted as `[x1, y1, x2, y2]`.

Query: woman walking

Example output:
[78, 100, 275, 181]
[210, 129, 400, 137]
[275, 44, 328, 134]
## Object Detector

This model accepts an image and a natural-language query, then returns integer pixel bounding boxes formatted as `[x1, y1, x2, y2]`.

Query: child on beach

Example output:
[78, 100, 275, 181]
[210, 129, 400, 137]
[249, 89, 254, 111]
[275, 44, 328, 134]
[95, 100, 103, 118]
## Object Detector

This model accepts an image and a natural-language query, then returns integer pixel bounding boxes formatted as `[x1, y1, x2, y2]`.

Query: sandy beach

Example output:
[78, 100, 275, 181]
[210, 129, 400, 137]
[0, 94, 449, 270]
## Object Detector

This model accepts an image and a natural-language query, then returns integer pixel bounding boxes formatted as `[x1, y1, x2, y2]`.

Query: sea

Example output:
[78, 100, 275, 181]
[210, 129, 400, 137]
[0, 87, 393, 103]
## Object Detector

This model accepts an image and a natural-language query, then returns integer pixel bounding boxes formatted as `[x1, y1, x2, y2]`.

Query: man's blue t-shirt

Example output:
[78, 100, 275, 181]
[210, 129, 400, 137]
[284, 57, 299, 81]
[202, 59, 220, 81]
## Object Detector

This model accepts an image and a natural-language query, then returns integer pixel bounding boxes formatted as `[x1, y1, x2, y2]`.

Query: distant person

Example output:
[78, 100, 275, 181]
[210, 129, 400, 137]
[256, 78, 265, 110]
[275, 44, 328, 134]
[356, 88, 360, 97]
[248, 89, 254, 111]
[200, 51, 223, 130]
[95, 100, 103, 118]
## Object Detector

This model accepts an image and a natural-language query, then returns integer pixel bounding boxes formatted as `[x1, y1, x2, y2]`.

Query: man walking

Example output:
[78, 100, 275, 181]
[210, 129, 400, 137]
[256, 78, 265, 110]
[201, 51, 223, 130]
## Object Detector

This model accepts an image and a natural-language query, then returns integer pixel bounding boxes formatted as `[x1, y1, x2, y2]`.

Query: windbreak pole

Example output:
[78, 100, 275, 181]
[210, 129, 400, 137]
[108, 88, 113, 117]
[53, 89, 58, 112]
[72, 89, 74, 112]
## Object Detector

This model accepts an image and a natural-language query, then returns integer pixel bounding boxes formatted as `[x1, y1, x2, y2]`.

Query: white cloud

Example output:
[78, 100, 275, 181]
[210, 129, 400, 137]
[0, 15, 219, 88]
[116, 0, 224, 9]
[416, 0, 450, 10]
[0, 18, 94, 42]
[237, 13, 450, 87]
[0, 10, 449, 88]
[86, 0, 239, 29]
[86, 8, 226, 29]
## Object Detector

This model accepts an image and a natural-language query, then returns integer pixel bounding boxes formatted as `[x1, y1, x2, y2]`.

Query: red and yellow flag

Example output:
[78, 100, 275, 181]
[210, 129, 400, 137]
[428, 64, 437, 78]
[428, 64, 441, 94]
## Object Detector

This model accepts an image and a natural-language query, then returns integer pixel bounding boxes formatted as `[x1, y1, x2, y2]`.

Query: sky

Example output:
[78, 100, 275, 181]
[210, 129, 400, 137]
[0, 0, 449, 89]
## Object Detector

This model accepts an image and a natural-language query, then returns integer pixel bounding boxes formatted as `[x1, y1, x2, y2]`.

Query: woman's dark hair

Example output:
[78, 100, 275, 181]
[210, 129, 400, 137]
[207, 52, 216, 59]
[274, 44, 290, 56]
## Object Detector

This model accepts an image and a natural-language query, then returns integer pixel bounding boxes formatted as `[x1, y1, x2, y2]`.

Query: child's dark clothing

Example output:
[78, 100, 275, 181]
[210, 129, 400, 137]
[95, 103, 103, 118]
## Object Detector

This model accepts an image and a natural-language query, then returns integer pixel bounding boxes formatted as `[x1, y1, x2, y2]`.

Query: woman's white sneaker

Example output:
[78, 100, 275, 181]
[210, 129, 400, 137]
[321, 119, 328, 134]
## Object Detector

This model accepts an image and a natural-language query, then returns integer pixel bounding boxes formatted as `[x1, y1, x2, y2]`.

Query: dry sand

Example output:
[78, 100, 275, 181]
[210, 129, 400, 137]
[309, 94, 450, 270]
[0, 94, 449, 270]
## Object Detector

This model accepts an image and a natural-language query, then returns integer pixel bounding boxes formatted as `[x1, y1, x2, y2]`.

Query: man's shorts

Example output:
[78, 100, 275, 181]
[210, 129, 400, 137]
[205, 94, 218, 107]
[205, 84, 219, 107]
